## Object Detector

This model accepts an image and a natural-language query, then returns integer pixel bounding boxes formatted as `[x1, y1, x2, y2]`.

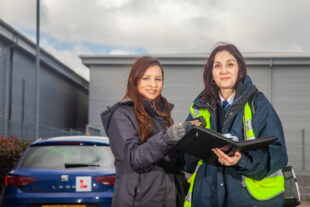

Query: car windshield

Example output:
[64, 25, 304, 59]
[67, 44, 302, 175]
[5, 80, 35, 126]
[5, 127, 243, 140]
[18, 145, 114, 169]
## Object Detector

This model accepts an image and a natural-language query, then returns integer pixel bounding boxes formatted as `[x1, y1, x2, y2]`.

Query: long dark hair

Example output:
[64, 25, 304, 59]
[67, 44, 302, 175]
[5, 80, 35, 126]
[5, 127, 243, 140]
[124, 56, 173, 142]
[202, 43, 247, 108]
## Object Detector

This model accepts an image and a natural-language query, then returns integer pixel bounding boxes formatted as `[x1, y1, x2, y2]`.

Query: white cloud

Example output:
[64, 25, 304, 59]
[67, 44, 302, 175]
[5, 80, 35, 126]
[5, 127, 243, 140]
[40, 38, 91, 80]
[95, 0, 132, 9]
[109, 49, 137, 55]
[0, 0, 36, 29]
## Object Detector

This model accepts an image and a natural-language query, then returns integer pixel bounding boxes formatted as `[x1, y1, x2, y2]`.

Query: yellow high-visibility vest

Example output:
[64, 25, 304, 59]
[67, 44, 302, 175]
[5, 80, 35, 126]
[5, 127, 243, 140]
[242, 103, 284, 200]
[184, 103, 284, 207]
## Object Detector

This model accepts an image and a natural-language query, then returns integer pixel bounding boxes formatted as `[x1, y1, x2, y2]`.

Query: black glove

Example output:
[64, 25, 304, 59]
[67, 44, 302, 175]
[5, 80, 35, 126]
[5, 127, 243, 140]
[193, 116, 206, 127]
[166, 124, 186, 142]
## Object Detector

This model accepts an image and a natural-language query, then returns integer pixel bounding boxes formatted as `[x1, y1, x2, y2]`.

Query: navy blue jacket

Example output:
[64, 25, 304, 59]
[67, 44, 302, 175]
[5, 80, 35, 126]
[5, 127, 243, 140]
[101, 98, 187, 207]
[184, 75, 288, 207]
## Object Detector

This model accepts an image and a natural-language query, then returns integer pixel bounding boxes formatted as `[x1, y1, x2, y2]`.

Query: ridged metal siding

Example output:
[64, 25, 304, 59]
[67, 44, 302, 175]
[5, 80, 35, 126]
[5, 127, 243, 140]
[0, 38, 88, 139]
[9, 49, 36, 138]
[0, 40, 8, 135]
[86, 58, 310, 144]
[40, 65, 88, 130]
[83, 55, 310, 199]
[89, 65, 129, 133]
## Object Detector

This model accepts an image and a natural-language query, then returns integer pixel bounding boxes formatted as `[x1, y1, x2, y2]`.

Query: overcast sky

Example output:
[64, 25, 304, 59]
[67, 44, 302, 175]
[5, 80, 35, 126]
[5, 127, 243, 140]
[1, 0, 309, 80]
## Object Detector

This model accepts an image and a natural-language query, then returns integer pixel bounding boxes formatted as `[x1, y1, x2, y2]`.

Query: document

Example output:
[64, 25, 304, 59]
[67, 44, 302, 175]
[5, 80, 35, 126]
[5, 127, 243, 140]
[175, 126, 278, 164]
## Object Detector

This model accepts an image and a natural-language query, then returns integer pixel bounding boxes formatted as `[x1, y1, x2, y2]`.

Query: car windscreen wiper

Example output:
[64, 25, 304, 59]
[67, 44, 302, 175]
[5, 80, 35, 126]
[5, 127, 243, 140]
[64, 163, 100, 168]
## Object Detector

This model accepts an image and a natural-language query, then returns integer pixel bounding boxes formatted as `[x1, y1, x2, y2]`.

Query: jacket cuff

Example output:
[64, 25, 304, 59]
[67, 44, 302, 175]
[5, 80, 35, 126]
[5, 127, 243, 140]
[162, 132, 177, 146]
[236, 153, 248, 169]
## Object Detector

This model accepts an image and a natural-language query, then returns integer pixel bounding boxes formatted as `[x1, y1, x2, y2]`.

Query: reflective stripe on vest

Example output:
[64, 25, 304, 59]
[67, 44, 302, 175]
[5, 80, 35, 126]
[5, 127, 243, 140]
[243, 102, 255, 140]
[189, 104, 211, 129]
[184, 103, 284, 206]
[242, 102, 284, 200]
[242, 170, 284, 200]
[184, 105, 211, 207]
[184, 160, 203, 207]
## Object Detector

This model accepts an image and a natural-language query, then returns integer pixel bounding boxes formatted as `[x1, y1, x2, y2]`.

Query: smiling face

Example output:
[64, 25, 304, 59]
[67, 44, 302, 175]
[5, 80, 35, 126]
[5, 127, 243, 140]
[137, 65, 163, 100]
[212, 50, 239, 98]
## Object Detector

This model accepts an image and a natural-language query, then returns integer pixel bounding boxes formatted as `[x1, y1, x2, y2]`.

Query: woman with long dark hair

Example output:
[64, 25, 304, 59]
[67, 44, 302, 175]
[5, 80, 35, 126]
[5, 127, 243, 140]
[101, 56, 187, 207]
[184, 43, 288, 206]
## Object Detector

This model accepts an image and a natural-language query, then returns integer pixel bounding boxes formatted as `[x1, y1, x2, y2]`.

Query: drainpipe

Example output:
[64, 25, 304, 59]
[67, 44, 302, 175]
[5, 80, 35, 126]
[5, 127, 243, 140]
[269, 57, 273, 104]
[4, 35, 19, 138]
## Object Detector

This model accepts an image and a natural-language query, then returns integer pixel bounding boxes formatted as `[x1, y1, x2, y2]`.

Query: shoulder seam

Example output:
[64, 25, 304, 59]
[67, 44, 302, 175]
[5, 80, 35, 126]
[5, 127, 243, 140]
[249, 90, 262, 115]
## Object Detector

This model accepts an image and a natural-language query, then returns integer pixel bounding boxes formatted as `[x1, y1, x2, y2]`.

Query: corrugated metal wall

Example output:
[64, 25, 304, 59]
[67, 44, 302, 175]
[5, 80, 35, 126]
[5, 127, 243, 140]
[272, 67, 310, 131]
[88, 64, 205, 131]
[87, 59, 310, 134]
[83, 55, 310, 199]
[9, 49, 36, 138]
[40, 62, 88, 130]
[272, 66, 310, 173]
[0, 40, 8, 136]
[87, 61, 278, 130]
[85, 56, 310, 173]
[0, 37, 88, 139]
[89, 65, 130, 131]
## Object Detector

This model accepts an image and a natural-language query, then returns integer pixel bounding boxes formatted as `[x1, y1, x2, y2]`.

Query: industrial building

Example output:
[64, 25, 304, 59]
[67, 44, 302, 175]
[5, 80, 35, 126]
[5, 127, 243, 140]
[81, 53, 310, 199]
[0, 19, 88, 139]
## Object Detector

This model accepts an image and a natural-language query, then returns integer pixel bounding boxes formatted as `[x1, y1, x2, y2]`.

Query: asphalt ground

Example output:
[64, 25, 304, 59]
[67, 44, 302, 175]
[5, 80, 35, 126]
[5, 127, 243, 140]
[301, 200, 310, 206]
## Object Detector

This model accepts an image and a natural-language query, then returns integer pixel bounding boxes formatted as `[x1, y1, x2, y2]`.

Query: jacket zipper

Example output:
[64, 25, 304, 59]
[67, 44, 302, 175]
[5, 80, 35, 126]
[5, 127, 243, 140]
[133, 174, 142, 206]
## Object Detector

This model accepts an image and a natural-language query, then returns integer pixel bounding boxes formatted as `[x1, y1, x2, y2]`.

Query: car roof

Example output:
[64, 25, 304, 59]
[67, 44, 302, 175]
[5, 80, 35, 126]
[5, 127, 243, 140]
[31, 136, 110, 146]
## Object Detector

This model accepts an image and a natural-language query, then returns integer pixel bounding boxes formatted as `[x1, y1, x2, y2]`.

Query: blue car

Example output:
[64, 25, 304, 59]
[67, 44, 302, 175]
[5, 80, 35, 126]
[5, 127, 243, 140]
[0, 136, 115, 207]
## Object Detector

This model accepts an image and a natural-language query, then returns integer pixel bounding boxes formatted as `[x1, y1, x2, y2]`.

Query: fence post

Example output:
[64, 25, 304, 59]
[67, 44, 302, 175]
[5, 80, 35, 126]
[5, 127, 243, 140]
[302, 128, 305, 171]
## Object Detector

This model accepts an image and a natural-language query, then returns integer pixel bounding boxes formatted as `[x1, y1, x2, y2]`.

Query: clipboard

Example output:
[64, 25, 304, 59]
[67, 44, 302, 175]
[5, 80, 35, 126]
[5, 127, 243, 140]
[175, 126, 278, 164]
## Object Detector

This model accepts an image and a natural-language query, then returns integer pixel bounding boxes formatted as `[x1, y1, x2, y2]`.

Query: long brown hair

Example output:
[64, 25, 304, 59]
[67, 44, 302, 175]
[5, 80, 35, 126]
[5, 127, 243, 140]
[202, 43, 247, 108]
[124, 56, 173, 142]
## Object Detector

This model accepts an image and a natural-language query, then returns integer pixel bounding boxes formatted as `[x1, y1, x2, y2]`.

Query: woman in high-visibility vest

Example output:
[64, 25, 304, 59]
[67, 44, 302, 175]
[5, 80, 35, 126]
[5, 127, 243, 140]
[184, 43, 288, 207]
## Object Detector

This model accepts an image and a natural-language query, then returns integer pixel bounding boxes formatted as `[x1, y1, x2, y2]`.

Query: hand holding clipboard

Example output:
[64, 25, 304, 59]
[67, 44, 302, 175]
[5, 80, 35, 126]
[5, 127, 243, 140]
[175, 126, 278, 164]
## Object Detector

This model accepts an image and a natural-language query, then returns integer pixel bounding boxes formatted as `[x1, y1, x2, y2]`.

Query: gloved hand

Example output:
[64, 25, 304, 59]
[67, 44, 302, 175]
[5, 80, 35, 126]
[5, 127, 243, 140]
[166, 124, 186, 142]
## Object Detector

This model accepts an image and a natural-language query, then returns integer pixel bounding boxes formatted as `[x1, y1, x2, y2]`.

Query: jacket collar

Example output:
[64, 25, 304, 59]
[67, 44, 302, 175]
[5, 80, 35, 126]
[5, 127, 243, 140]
[101, 97, 134, 133]
[192, 75, 256, 108]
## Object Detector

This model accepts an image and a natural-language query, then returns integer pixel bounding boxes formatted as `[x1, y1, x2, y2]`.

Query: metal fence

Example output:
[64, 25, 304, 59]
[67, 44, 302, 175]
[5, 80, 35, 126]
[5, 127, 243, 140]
[286, 129, 310, 174]
[285, 129, 310, 200]
[86, 124, 101, 136]
[0, 119, 309, 199]
[0, 119, 84, 140]
[1, 120, 309, 171]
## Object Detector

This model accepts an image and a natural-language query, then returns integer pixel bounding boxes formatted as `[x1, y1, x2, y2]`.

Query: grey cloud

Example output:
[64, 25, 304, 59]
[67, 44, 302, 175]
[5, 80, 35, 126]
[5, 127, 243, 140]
[2, 0, 310, 53]
[1, 0, 310, 78]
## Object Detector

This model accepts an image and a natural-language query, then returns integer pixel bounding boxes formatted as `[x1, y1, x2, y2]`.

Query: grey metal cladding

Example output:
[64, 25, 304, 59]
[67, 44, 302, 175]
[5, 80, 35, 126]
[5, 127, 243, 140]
[81, 54, 310, 139]
[39, 64, 88, 129]
[11, 50, 36, 123]
[2, 46, 88, 138]
[0, 19, 89, 139]
[6, 49, 36, 138]
[0, 39, 8, 134]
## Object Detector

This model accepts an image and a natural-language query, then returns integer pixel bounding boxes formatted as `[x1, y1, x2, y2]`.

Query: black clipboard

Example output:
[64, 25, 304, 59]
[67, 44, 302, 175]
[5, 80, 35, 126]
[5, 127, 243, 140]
[175, 126, 278, 164]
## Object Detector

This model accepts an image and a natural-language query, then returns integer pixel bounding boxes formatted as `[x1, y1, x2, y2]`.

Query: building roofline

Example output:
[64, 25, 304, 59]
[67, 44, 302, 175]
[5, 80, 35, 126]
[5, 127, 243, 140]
[80, 52, 310, 68]
[0, 18, 88, 90]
